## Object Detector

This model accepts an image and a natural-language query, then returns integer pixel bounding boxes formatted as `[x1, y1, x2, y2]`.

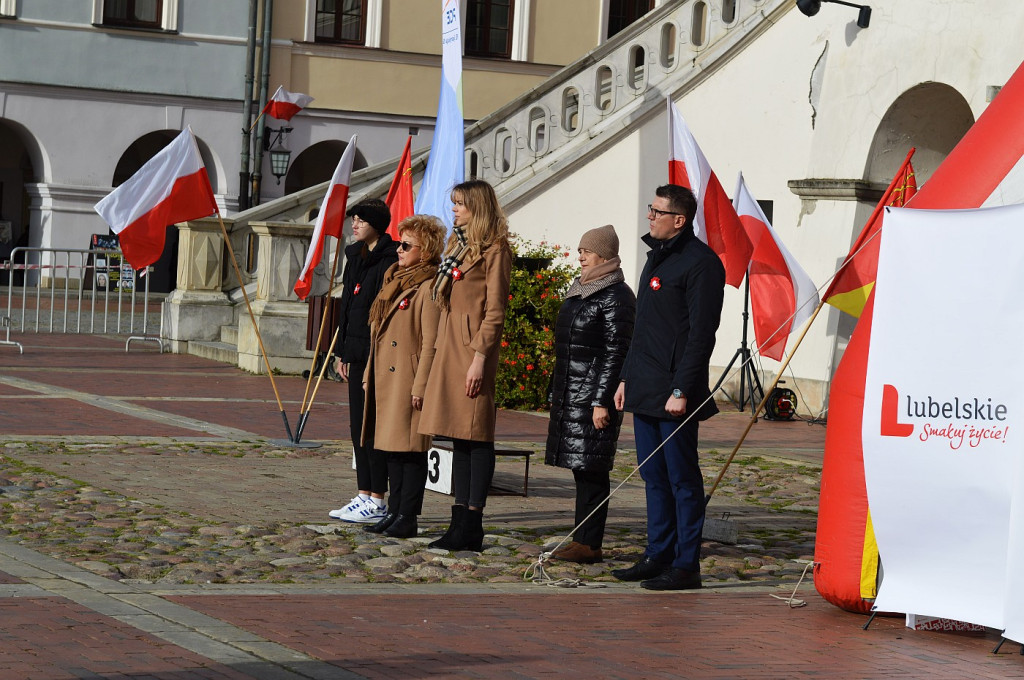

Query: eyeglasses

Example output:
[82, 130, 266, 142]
[647, 204, 682, 218]
[397, 241, 421, 252]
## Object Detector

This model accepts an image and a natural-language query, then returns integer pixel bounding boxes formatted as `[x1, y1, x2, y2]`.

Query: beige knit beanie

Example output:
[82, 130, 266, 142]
[578, 224, 619, 260]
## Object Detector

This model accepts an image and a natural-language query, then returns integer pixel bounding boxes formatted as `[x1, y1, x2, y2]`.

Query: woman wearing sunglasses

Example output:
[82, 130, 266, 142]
[360, 215, 447, 538]
[418, 179, 513, 552]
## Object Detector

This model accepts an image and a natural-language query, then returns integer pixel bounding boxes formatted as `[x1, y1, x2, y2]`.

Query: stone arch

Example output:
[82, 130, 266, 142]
[0, 119, 44, 257]
[113, 130, 222, 193]
[864, 82, 974, 187]
[284, 139, 369, 196]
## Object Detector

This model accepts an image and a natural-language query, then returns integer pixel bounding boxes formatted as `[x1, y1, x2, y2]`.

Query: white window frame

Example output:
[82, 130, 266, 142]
[461, 0, 530, 62]
[305, 0, 382, 47]
[91, 0, 180, 31]
[599, 0, 667, 43]
[0, 0, 16, 18]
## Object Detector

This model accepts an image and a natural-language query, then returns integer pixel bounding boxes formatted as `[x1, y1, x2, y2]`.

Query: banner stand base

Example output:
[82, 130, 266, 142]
[269, 438, 322, 449]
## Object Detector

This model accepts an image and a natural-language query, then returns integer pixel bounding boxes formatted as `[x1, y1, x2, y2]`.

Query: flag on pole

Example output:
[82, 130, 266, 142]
[814, 58, 1024, 617]
[294, 135, 358, 300]
[667, 97, 753, 287]
[821, 149, 917, 318]
[733, 173, 818, 361]
[415, 0, 464, 233]
[385, 136, 415, 239]
[262, 86, 314, 122]
[94, 127, 217, 271]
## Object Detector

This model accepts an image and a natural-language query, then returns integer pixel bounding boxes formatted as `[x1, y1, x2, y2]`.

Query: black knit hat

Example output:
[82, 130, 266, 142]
[346, 198, 391, 234]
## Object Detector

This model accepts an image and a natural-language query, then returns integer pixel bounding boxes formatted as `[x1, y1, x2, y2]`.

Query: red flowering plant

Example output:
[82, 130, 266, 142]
[496, 235, 576, 410]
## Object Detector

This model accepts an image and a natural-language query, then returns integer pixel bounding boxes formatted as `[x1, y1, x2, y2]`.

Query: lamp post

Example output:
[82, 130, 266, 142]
[264, 126, 292, 185]
[796, 0, 871, 28]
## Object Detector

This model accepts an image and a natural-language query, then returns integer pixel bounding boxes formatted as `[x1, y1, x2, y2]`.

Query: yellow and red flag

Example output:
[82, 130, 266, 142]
[821, 149, 917, 317]
[385, 136, 415, 240]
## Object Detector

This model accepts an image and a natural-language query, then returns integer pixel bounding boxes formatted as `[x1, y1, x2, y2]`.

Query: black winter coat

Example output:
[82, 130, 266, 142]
[620, 229, 725, 421]
[336, 234, 399, 365]
[545, 280, 636, 472]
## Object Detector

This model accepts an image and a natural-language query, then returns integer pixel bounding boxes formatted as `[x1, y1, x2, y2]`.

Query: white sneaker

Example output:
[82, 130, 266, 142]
[329, 496, 367, 520]
[345, 500, 388, 524]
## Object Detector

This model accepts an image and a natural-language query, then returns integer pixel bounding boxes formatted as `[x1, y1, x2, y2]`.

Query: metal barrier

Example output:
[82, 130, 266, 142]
[0, 246, 163, 353]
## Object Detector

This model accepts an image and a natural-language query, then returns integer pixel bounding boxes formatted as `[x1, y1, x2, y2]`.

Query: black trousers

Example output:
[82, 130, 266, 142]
[573, 468, 611, 549]
[451, 438, 495, 509]
[348, 361, 387, 495]
[386, 450, 428, 516]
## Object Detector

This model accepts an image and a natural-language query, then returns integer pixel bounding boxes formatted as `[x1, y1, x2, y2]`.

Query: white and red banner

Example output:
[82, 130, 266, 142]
[862, 203, 1024, 633]
[263, 86, 314, 121]
[294, 135, 358, 300]
[733, 173, 818, 361]
[94, 127, 217, 270]
[667, 97, 752, 287]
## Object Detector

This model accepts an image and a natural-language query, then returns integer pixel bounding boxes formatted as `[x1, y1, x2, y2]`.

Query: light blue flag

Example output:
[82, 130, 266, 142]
[415, 0, 465, 234]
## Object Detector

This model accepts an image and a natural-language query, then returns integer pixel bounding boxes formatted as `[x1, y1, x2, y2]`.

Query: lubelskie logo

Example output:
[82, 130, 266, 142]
[880, 384, 1010, 449]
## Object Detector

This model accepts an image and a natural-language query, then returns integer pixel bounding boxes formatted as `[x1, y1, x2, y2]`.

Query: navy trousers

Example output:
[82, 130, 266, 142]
[633, 413, 704, 571]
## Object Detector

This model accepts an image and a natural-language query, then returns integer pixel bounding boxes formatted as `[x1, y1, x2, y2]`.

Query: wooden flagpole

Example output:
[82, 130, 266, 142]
[299, 236, 345, 414]
[295, 326, 342, 443]
[215, 212, 294, 441]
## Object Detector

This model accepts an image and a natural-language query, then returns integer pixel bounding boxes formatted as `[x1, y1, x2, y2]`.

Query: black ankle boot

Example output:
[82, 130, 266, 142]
[428, 505, 465, 549]
[458, 509, 484, 552]
[365, 512, 398, 534]
[384, 514, 418, 538]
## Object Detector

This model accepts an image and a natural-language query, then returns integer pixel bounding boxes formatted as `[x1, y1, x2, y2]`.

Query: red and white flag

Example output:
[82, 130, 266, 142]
[667, 97, 753, 287]
[384, 136, 415, 240]
[733, 173, 818, 361]
[262, 86, 314, 122]
[94, 127, 217, 271]
[294, 135, 358, 300]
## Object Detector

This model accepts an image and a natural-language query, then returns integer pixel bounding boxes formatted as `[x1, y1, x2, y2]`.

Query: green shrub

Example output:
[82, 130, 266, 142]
[496, 236, 576, 410]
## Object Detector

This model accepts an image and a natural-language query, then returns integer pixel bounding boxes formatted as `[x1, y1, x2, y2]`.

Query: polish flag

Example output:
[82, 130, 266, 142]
[384, 136, 415, 239]
[733, 173, 818, 361]
[94, 127, 217, 271]
[294, 135, 358, 300]
[667, 97, 753, 287]
[263, 86, 314, 122]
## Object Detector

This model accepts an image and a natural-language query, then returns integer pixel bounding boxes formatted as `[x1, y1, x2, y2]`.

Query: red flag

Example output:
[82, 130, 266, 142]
[94, 127, 217, 270]
[667, 97, 753, 287]
[821, 149, 917, 317]
[262, 86, 314, 122]
[815, 60, 1024, 614]
[733, 173, 819, 361]
[294, 135, 358, 300]
[384, 136, 415, 239]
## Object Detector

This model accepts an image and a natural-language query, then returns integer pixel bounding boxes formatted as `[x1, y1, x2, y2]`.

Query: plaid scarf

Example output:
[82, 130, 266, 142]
[431, 226, 469, 310]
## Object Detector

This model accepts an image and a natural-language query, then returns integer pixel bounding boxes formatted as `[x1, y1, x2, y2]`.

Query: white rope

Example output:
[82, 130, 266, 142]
[769, 561, 814, 608]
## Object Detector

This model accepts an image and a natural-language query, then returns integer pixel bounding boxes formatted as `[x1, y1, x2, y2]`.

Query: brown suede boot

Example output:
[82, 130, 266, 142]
[550, 541, 603, 564]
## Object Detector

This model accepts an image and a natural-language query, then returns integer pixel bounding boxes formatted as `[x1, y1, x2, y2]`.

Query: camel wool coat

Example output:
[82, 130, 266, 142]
[418, 242, 513, 441]
[362, 265, 441, 453]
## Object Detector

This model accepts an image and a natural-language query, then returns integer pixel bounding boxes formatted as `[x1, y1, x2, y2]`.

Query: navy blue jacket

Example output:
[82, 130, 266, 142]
[620, 228, 725, 421]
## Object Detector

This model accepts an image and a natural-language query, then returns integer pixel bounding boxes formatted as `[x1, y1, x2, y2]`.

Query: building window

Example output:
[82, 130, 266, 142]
[315, 0, 366, 45]
[103, 0, 162, 28]
[608, 0, 655, 39]
[0, 0, 16, 18]
[465, 0, 513, 59]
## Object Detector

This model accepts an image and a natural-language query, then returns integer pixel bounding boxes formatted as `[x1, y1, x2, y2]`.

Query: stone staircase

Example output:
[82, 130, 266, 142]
[175, 0, 792, 367]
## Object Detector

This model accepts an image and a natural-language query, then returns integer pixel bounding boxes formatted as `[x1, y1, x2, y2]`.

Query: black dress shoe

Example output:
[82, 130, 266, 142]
[365, 512, 398, 534]
[384, 514, 418, 538]
[641, 567, 702, 591]
[611, 556, 668, 582]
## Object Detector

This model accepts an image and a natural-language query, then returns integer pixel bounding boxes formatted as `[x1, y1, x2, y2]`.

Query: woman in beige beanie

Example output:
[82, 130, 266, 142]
[544, 224, 636, 563]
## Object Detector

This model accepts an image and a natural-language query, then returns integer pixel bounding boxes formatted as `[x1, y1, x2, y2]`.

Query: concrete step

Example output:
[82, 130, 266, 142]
[219, 324, 238, 345]
[188, 340, 238, 365]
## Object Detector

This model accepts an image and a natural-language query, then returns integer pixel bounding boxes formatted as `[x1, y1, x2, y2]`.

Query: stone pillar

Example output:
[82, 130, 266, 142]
[235, 221, 314, 374]
[162, 217, 233, 353]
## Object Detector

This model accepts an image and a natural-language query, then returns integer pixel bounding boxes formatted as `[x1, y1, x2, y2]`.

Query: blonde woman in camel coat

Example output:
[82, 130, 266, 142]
[418, 180, 513, 552]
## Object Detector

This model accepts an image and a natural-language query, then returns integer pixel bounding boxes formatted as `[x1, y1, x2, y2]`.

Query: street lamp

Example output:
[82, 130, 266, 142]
[264, 126, 293, 184]
[796, 0, 871, 28]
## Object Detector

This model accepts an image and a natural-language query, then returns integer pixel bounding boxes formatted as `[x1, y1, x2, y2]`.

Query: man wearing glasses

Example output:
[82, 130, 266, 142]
[613, 184, 725, 590]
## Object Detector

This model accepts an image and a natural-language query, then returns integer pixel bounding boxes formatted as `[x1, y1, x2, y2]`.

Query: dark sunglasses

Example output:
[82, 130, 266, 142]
[397, 241, 421, 252]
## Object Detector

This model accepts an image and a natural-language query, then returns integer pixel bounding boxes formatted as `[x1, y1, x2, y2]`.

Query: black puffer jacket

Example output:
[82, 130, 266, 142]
[545, 280, 635, 471]
[336, 234, 399, 365]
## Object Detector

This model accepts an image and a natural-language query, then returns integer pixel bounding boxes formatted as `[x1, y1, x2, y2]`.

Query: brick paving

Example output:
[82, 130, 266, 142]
[0, 333, 1020, 679]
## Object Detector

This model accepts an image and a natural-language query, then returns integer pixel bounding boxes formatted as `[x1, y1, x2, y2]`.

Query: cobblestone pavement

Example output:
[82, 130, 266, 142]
[0, 334, 1020, 679]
